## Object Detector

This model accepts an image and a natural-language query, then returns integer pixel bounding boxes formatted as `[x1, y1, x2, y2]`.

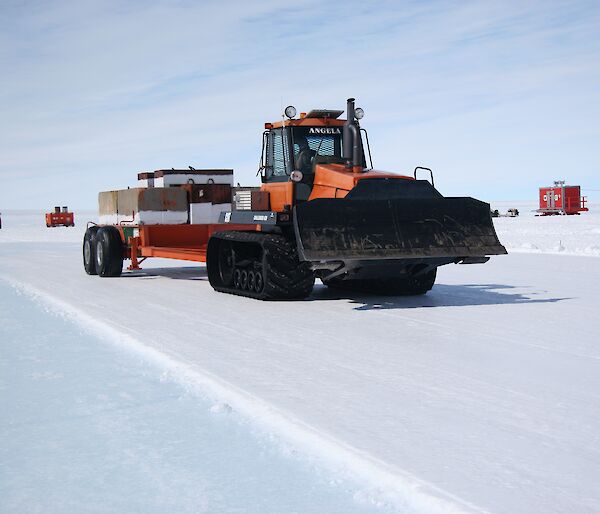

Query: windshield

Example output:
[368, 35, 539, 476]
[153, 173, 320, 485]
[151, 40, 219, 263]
[263, 125, 357, 182]
[291, 127, 343, 174]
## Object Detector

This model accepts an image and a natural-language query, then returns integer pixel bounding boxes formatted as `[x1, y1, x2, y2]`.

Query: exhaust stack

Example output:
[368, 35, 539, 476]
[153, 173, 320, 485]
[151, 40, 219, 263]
[343, 98, 363, 172]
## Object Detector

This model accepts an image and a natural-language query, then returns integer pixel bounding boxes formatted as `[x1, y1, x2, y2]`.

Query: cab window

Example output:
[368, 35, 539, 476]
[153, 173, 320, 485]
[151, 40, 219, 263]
[266, 128, 288, 178]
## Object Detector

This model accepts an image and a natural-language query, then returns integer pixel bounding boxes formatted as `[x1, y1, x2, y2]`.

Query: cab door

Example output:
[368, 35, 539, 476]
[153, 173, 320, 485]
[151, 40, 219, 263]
[262, 128, 292, 183]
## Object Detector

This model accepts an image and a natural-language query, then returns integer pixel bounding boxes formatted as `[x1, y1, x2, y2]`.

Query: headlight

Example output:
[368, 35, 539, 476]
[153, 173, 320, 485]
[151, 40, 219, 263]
[354, 107, 364, 120]
[284, 105, 297, 119]
[290, 170, 303, 182]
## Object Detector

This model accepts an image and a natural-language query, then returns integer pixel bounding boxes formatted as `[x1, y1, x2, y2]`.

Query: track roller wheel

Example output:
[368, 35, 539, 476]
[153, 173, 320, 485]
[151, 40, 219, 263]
[240, 269, 249, 290]
[233, 269, 241, 289]
[253, 271, 263, 293]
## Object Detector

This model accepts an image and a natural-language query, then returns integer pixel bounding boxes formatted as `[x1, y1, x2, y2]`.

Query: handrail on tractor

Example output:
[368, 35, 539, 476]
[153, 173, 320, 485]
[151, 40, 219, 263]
[414, 166, 434, 187]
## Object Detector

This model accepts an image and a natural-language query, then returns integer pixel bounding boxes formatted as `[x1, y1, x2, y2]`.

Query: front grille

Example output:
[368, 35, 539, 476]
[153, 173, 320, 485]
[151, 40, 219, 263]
[233, 190, 252, 210]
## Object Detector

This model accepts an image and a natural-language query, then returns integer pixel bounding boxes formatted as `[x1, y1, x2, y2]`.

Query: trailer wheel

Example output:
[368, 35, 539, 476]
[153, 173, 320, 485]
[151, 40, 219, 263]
[95, 226, 124, 277]
[83, 226, 100, 275]
[324, 269, 437, 296]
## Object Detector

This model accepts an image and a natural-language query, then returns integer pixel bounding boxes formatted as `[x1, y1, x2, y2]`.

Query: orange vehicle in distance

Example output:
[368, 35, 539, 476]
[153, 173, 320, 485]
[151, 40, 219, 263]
[46, 206, 75, 227]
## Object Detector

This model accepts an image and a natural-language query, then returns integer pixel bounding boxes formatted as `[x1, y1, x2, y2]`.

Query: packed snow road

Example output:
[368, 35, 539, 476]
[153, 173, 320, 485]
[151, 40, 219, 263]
[0, 281, 382, 514]
[1, 210, 599, 514]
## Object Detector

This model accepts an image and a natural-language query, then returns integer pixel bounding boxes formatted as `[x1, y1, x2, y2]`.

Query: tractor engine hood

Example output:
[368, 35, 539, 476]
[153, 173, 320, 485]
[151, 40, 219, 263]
[308, 163, 414, 200]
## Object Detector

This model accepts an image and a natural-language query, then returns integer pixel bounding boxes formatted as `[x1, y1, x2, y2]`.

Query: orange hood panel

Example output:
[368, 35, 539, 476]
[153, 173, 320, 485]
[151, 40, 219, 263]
[309, 164, 414, 200]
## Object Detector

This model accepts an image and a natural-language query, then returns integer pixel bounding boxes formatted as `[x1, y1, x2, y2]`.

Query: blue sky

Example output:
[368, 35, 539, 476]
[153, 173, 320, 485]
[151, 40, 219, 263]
[1, 0, 599, 208]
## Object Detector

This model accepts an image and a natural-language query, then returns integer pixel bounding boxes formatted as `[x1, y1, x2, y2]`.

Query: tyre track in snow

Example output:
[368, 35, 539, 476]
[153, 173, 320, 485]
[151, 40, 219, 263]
[308, 272, 600, 447]
[310, 281, 599, 362]
[308, 295, 600, 457]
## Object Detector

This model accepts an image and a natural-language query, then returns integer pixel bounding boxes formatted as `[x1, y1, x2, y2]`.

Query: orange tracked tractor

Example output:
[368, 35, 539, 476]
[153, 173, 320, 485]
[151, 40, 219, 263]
[83, 98, 506, 299]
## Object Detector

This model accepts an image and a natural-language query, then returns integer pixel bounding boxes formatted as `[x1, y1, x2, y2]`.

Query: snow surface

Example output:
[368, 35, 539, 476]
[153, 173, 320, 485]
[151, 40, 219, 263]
[0, 282, 382, 514]
[1, 209, 600, 514]
[491, 201, 600, 257]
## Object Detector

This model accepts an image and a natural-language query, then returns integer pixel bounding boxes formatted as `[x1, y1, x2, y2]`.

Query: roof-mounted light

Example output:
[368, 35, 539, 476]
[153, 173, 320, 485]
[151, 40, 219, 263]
[354, 107, 364, 120]
[284, 105, 297, 119]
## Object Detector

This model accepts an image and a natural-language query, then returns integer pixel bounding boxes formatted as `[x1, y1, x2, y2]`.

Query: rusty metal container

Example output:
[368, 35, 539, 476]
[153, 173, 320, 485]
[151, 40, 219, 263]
[180, 183, 232, 204]
[137, 172, 155, 188]
[152, 169, 233, 187]
[99, 188, 188, 225]
[251, 191, 270, 210]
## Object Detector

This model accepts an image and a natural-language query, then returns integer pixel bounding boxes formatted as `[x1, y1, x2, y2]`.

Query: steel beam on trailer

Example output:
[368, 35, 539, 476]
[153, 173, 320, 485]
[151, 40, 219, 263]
[122, 223, 254, 266]
[140, 246, 207, 262]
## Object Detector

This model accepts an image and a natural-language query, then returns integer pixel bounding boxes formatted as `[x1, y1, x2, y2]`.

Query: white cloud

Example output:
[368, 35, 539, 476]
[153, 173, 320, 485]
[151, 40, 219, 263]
[1, 0, 599, 207]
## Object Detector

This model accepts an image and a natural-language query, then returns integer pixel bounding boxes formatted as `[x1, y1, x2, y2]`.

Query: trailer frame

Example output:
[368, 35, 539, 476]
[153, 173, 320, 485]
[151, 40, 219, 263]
[119, 222, 259, 270]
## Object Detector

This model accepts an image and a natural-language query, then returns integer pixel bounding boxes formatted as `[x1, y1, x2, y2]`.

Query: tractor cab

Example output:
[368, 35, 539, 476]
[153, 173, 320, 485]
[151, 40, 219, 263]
[259, 105, 370, 201]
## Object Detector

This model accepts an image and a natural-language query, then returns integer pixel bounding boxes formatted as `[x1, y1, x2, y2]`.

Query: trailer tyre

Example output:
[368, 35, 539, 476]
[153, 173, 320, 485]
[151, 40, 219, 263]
[83, 226, 100, 275]
[95, 226, 124, 277]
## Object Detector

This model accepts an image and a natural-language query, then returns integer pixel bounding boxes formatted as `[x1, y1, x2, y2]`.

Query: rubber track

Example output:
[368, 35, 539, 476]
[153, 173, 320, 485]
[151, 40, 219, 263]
[208, 231, 315, 300]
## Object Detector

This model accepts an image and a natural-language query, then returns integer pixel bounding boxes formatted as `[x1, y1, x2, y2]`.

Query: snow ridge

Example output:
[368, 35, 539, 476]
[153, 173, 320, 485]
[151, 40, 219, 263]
[3, 275, 490, 514]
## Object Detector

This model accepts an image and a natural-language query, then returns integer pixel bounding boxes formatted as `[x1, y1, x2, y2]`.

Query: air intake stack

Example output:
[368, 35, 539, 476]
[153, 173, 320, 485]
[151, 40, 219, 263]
[343, 97, 363, 172]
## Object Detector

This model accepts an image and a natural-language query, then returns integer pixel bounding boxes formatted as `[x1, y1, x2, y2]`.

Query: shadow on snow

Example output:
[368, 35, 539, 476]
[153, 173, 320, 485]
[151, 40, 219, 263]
[121, 266, 207, 281]
[311, 283, 570, 310]
[120, 267, 571, 310]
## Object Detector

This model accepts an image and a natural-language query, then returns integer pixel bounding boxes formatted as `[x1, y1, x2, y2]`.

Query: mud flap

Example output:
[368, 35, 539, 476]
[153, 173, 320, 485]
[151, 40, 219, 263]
[293, 197, 507, 262]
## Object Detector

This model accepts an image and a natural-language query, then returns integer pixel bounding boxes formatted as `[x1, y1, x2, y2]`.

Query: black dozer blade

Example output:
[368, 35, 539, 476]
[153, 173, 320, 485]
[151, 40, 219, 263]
[293, 179, 507, 262]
